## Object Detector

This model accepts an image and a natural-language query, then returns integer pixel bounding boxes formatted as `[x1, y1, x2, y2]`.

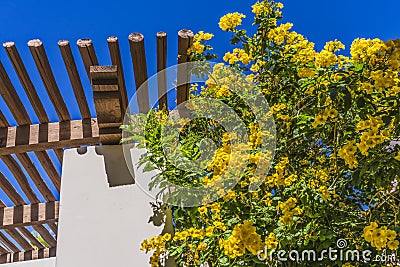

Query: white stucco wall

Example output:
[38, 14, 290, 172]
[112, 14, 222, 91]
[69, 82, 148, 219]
[55, 146, 169, 267]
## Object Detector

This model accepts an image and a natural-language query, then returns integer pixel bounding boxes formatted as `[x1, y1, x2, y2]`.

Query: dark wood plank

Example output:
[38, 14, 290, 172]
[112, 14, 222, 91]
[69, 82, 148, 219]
[128, 33, 150, 113]
[90, 66, 122, 145]
[47, 222, 57, 237]
[0, 172, 25, 206]
[53, 149, 63, 164]
[28, 39, 70, 121]
[177, 30, 194, 105]
[156, 32, 168, 110]
[5, 229, 33, 251]
[0, 156, 39, 204]
[58, 40, 91, 119]
[0, 119, 100, 156]
[0, 202, 58, 230]
[77, 39, 99, 79]
[0, 232, 20, 253]
[0, 244, 9, 254]
[107, 36, 128, 117]
[17, 227, 45, 249]
[0, 61, 31, 125]
[0, 247, 56, 263]
[14, 154, 56, 202]
[3, 42, 49, 123]
[32, 225, 56, 248]
[33, 151, 60, 192]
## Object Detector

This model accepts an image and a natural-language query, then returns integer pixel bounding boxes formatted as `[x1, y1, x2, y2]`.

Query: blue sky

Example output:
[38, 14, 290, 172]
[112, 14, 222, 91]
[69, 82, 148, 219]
[0, 0, 399, 206]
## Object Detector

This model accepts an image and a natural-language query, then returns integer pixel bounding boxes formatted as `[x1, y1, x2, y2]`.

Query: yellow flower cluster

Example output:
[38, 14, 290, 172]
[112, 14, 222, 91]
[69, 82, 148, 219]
[312, 108, 338, 128]
[317, 185, 333, 201]
[188, 31, 214, 54]
[356, 116, 389, 156]
[187, 41, 205, 54]
[219, 12, 246, 31]
[338, 141, 358, 169]
[315, 50, 338, 68]
[223, 48, 251, 65]
[363, 222, 399, 250]
[277, 197, 302, 226]
[267, 23, 293, 45]
[194, 31, 214, 42]
[298, 67, 315, 78]
[266, 157, 297, 187]
[220, 221, 263, 258]
[141, 233, 172, 267]
[324, 40, 345, 52]
[307, 168, 330, 188]
[265, 232, 279, 249]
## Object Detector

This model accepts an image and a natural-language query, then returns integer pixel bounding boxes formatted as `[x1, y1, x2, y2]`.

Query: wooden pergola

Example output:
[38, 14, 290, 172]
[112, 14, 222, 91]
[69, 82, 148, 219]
[0, 30, 194, 264]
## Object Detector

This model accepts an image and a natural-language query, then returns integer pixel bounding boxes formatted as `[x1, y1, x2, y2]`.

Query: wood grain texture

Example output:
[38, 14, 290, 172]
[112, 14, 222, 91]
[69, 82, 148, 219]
[156, 32, 168, 110]
[0, 247, 56, 263]
[0, 202, 59, 229]
[129, 33, 150, 113]
[28, 39, 70, 121]
[177, 30, 194, 105]
[77, 39, 99, 79]
[0, 172, 25, 206]
[0, 119, 100, 156]
[107, 36, 128, 117]
[58, 40, 91, 119]
[3, 42, 49, 123]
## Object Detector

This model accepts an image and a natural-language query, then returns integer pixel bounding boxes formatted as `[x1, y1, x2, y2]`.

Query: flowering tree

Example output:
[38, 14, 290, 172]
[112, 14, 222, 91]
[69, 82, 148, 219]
[133, 1, 400, 266]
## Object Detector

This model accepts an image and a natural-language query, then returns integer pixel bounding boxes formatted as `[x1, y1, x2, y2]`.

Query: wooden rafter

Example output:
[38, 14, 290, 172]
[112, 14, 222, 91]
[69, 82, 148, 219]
[0, 247, 56, 264]
[129, 33, 150, 113]
[0, 202, 59, 230]
[0, 119, 99, 156]
[32, 225, 56, 248]
[156, 32, 168, 110]
[177, 29, 194, 105]
[77, 39, 99, 79]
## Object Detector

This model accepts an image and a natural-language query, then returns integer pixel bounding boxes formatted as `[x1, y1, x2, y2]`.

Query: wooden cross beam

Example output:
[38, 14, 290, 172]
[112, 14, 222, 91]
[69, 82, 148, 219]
[0, 201, 59, 230]
[0, 119, 99, 156]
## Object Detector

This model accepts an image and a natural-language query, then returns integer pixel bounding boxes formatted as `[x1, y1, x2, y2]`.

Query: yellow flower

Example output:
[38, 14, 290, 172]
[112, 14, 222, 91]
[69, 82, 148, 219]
[194, 31, 214, 41]
[187, 41, 205, 54]
[219, 12, 246, 31]
[198, 206, 207, 215]
[395, 151, 400, 161]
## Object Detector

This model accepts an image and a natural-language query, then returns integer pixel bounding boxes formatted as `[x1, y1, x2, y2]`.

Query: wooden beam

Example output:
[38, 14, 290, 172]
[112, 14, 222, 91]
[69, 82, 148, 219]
[0, 247, 56, 264]
[15, 154, 56, 202]
[47, 223, 57, 237]
[0, 61, 31, 125]
[34, 151, 60, 191]
[3, 42, 49, 123]
[0, 119, 100, 156]
[32, 225, 56, 248]
[5, 229, 33, 251]
[156, 32, 168, 110]
[0, 232, 20, 253]
[177, 30, 194, 105]
[107, 36, 128, 117]
[0, 156, 39, 204]
[28, 39, 70, 121]
[128, 33, 150, 113]
[0, 244, 9, 255]
[90, 66, 122, 145]
[17, 227, 45, 249]
[0, 202, 59, 230]
[77, 39, 99, 79]
[0, 172, 25, 206]
[58, 40, 91, 120]
[53, 149, 64, 164]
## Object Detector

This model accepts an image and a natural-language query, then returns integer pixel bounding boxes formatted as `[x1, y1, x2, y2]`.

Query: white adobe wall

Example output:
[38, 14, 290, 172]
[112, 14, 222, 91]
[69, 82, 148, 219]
[54, 146, 171, 267]
[2, 259, 56, 267]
